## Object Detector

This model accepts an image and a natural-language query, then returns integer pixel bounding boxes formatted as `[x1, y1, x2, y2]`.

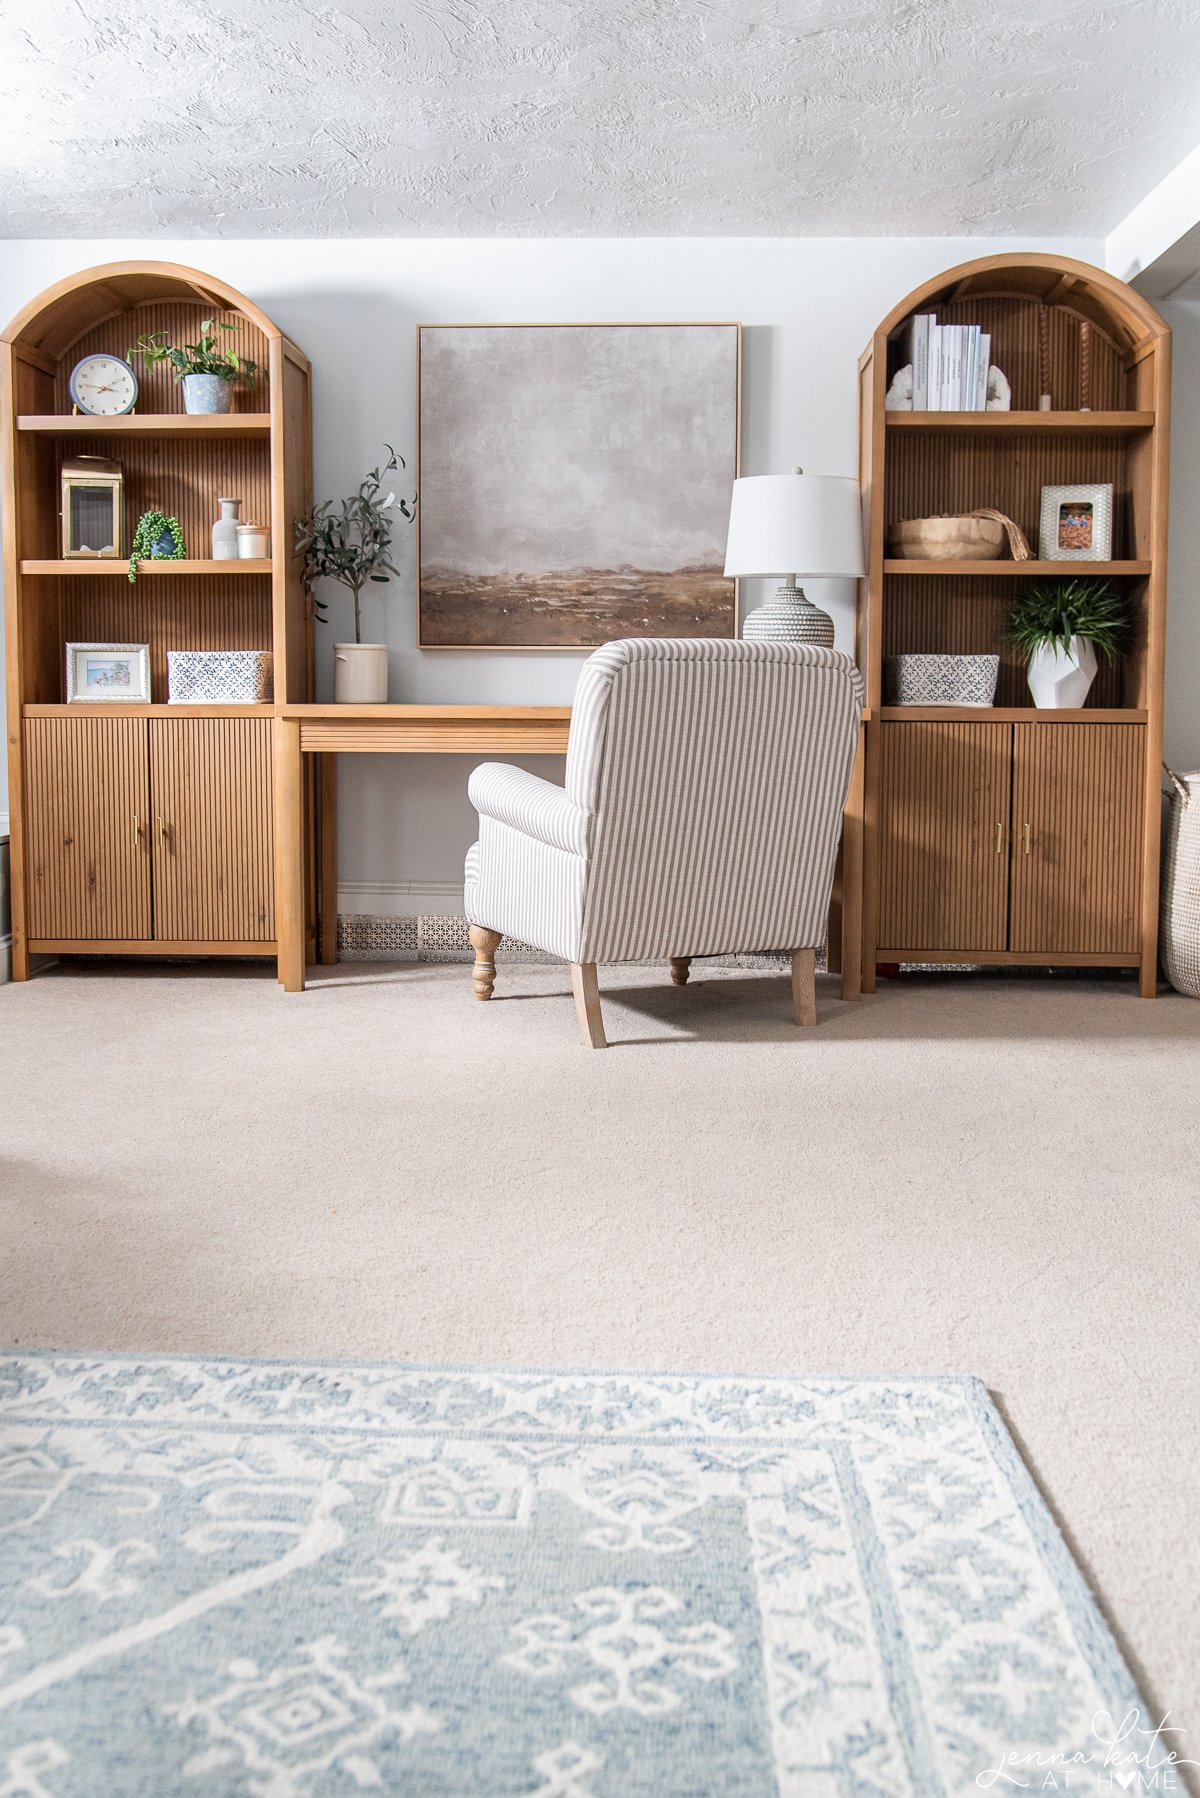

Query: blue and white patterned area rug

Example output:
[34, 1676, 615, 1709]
[0, 1355, 1149, 1796]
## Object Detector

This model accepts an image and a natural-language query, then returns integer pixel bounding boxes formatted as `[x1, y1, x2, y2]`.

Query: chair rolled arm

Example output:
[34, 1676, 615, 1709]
[468, 763, 589, 856]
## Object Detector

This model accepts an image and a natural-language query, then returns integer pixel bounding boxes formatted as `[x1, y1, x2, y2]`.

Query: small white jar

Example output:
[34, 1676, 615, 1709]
[236, 521, 270, 560]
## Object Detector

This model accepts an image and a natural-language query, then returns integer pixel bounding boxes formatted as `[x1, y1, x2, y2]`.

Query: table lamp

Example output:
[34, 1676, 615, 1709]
[723, 467, 865, 646]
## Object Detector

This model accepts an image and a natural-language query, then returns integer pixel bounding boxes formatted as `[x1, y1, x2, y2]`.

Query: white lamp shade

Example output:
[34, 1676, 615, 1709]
[723, 474, 866, 579]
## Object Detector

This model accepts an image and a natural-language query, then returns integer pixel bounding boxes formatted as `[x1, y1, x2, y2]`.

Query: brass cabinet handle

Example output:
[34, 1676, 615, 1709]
[132, 813, 141, 846]
[1023, 822, 1032, 856]
[156, 815, 165, 847]
[995, 820, 1004, 855]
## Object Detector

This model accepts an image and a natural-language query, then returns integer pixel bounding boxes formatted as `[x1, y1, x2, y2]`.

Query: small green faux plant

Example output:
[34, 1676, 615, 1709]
[128, 320, 259, 385]
[128, 510, 185, 582]
[294, 447, 417, 644]
[1006, 578, 1129, 663]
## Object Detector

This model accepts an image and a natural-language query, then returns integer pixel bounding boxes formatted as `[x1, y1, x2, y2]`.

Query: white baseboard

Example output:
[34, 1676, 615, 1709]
[337, 880, 465, 919]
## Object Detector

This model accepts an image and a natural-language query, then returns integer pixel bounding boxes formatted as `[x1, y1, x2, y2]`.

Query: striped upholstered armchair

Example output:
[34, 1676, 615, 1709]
[464, 638, 864, 1047]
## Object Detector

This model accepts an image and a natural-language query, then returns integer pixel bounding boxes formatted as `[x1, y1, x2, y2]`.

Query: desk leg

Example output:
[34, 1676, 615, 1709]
[320, 752, 339, 966]
[840, 735, 864, 1002]
[276, 718, 306, 993]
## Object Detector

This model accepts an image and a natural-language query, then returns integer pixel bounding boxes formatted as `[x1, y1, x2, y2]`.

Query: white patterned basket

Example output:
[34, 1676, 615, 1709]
[885, 654, 999, 707]
[167, 650, 273, 704]
[1161, 768, 1200, 998]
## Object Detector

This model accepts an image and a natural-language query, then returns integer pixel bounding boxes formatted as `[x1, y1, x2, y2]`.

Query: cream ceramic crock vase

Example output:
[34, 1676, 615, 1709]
[1026, 636, 1098, 709]
[334, 643, 388, 704]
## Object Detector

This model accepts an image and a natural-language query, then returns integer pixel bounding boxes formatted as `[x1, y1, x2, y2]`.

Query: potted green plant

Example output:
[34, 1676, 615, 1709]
[294, 447, 416, 703]
[128, 320, 259, 415]
[1006, 578, 1128, 708]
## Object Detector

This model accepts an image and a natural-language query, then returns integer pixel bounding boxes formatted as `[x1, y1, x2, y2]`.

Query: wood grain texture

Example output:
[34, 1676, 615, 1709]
[149, 717, 275, 941]
[18, 414, 271, 438]
[859, 255, 1170, 986]
[23, 714, 151, 940]
[60, 572, 272, 705]
[877, 721, 1012, 954]
[275, 717, 305, 990]
[4, 261, 312, 978]
[571, 963, 607, 1048]
[1009, 722, 1144, 955]
[296, 719, 573, 755]
[791, 948, 817, 1025]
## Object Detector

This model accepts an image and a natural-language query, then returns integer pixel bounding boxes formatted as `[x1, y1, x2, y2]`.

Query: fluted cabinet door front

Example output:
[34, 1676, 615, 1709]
[1009, 723, 1144, 955]
[23, 716, 152, 942]
[877, 721, 1012, 954]
[148, 718, 276, 943]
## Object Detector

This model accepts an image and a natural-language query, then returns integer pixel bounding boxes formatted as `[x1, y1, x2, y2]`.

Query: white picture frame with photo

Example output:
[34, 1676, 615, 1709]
[1038, 483, 1113, 562]
[66, 642, 151, 703]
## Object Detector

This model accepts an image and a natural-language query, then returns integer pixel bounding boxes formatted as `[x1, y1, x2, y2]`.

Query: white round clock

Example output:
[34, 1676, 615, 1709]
[68, 353, 138, 417]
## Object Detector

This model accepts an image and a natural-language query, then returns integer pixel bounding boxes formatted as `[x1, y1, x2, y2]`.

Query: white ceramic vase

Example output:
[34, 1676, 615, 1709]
[1026, 636, 1098, 709]
[334, 643, 388, 704]
[211, 497, 240, 560]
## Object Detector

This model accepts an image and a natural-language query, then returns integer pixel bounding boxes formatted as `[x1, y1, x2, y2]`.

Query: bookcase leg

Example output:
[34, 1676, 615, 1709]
[276, 718, 306, 993]
[320, 753, 338, 966]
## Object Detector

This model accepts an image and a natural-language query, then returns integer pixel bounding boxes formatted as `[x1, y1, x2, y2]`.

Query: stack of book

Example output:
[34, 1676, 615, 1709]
[906, 314, 992, 410]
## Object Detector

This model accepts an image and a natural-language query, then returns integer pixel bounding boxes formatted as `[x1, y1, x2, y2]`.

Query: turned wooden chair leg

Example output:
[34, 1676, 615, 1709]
[468, 925, 503, 1000]
[571, 962, 607, 1048]
[669, 956, 692, 986]
[791, 947, 817, 1027]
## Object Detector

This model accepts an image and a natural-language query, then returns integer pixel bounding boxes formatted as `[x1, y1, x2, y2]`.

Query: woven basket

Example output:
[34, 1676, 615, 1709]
[1161, 768, 1200, 998]
[888, 508, 1032, 562]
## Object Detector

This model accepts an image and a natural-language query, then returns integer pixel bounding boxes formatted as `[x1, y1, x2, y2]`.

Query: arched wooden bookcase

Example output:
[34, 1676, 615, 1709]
[856, 254, 1170, 996]
[1, 261, 313, 979]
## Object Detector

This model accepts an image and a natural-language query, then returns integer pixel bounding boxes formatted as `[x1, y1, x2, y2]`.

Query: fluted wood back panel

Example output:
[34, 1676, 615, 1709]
[149, 718, 275, 940]
[23, 716, 151, 939]
[53, 304, 269, 414]
[886, 431, 1130, 558]
[1010, 723, 1143, 954]
[878, 721, 1011, 953]
[61, 575, 272, 703]
[55, 432, 271, 563]
[925, 296, 1126, 412]
[881, 575, 1128, 708]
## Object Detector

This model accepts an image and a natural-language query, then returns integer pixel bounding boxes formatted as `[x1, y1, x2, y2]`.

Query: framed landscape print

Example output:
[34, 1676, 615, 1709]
[417, 323, 741, 648]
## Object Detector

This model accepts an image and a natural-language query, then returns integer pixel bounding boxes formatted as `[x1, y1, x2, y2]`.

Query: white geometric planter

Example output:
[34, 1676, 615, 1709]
[1026, 636, 1098, 709]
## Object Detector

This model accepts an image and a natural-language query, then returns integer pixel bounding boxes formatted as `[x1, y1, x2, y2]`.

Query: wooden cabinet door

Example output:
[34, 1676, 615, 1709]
[877, 721, 1012, 954]
[1010, 723, 1143, 955]
[23, 716, 151, 941]
[149, 718, 275, 942]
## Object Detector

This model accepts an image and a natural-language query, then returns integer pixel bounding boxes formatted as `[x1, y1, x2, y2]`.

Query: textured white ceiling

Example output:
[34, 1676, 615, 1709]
[4, 0, 1200, 238]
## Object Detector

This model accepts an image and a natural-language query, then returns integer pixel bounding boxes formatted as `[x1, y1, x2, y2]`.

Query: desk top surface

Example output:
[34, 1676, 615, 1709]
[281, 704, 573, 721]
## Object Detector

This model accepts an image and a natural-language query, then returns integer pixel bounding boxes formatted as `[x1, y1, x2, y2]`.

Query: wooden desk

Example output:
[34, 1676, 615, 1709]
[275, 703, 864, 1000]
[276, 706, 571, 991]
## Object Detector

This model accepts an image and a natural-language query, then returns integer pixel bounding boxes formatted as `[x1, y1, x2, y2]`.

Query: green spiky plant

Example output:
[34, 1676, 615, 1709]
[294, 447, 417, 644]
[1005, 578, 1129, 663]
[128, 320, 259, 385]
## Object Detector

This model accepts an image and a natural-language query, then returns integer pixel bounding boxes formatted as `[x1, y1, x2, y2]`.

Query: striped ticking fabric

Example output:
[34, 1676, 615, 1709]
[465, 638, 863, 966]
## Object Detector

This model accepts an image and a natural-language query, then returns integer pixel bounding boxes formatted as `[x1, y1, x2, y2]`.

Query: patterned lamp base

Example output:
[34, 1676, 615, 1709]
[741, 582, 835, 647]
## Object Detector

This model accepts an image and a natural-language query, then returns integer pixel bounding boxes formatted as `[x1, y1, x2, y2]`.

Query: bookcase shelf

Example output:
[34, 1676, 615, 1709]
[857, 253, 1170, 998]
[887, 410, 1153, 435]
[17, 413, 272, 438]
[3, 259, 314, 982]
[883, 559, 1150, 577]
[23, 702, 274, 718]
[21, 559, 273, 576]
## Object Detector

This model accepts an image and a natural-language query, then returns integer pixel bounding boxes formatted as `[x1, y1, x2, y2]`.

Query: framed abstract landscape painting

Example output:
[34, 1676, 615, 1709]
[417, 323, 741, 648]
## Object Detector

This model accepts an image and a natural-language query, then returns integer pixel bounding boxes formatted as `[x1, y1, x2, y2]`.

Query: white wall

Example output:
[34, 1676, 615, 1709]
[27, 232, 1198, 911]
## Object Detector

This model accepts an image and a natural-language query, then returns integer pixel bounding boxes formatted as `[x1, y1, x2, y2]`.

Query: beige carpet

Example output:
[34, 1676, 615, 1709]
[2, 957, 1198, 1736]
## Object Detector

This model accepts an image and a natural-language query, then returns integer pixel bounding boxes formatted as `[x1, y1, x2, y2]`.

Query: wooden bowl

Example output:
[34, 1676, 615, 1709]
[888, 515, 1007, 561]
